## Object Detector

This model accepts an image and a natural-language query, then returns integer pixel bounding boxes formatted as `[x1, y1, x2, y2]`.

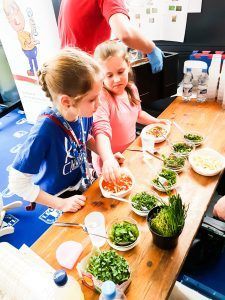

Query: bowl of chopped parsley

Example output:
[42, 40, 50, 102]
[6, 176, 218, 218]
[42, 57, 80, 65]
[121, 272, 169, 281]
[152, 168, 178, 192]
[172, 141, 195, 157]
[130, 191, 161, 216]
[184, 132, 204, 146]
[107, 218, 140, 251]
[162, 153, 186, 173]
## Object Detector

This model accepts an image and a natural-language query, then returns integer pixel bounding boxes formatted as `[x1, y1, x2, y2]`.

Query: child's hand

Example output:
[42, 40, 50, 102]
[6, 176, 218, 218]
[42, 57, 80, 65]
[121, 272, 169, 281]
[59, 195, 86, 212]
[102, 158, 121, 183]
[114, 152, 125, 165]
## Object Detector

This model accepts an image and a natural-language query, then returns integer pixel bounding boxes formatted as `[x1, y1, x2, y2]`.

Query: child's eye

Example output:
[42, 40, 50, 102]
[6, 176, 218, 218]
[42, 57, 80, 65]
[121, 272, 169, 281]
[118, 70, 125, 74]
[107, 74, 113, 78]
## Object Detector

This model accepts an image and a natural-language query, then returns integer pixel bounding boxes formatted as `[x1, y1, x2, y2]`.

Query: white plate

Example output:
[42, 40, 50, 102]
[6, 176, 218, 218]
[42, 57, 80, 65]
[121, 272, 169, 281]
[189, 148, 225, 176]
[141, 122, 170, 144]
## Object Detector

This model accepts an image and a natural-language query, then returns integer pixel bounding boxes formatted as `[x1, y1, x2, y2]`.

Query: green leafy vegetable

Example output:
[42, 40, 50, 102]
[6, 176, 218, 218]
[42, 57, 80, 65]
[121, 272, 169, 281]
[152, 168, 177, 188]
[163, 154, 185, 169]
[87, 250, 130, 284]
[131, 191, 159, 211]
[172, 142, 193, 154]
[109, 220, 139, 245]
[184, 133, 203, 142]
[150, 194, 188, 237]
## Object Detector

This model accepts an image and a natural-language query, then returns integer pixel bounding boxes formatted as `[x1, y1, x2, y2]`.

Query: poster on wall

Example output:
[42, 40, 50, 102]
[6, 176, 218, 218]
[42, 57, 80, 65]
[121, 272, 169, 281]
[0, 0, 60, 124]
[126, 0, 189, 43]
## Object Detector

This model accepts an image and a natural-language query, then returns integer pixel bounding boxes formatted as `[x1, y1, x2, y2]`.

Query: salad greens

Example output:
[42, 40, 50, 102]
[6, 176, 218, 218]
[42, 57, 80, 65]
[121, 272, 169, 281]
[87, 250, 130, 284]
[153, 168, 177, 188]
[150, 194, 188, 237]
[163, 154, 185, 169]
[131, 191, 159, 211]
[172, 142, 194, 154]
[109, 220, 139, 245]
[184, 133, 203, 143]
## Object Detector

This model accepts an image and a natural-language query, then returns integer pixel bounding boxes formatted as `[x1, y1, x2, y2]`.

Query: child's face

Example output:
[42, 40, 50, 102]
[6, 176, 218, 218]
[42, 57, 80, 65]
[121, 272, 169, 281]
[101, 55, 129, 95]
[75, 79, 102, 118]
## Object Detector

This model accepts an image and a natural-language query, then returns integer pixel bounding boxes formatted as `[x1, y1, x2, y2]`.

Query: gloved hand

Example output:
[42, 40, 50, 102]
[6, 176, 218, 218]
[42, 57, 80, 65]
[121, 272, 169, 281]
[147, 46, 164, 74]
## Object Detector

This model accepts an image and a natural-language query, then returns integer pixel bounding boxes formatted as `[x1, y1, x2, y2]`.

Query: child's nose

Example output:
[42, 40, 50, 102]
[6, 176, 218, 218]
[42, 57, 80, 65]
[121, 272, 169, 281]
[114, 75, 120, 82]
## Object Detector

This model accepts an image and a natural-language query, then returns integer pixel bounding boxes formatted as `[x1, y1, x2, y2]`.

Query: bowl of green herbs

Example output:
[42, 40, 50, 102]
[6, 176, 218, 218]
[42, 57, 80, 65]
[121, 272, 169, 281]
[162, 153, 186, 173]
[184, 132, 204, 146]
[130, 191, 161, 216]
[107, 218, 140, 251]
[152, 168, 178, 192]
[147, 194, 188, 249]
[172, 141, 195, 157]
[86, 250, 131, 285]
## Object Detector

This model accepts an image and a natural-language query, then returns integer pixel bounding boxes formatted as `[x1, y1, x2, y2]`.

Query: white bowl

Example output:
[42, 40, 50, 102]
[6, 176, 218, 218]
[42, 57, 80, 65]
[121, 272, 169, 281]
[183, 131, 204, 147]
[129, 191, 161, 217]
[189, 148, 225, 176]
[151, 169, 178, 192]
[99, 167, 135, 198]
[163, 153, 186, 173]
[107, 217, 140, 251]
[141, 123, 170, 144]
[172, 141, 195, 157]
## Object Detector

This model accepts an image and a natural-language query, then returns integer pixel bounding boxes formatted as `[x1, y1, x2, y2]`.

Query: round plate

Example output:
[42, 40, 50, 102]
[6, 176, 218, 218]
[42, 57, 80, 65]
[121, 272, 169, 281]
[141, 123, 170, 143]
[189, 148, 225, 176]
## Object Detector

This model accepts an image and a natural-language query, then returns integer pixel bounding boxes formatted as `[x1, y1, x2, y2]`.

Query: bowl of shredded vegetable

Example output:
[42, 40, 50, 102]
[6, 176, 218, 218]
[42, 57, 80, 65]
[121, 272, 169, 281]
[189, 148, 225, 176]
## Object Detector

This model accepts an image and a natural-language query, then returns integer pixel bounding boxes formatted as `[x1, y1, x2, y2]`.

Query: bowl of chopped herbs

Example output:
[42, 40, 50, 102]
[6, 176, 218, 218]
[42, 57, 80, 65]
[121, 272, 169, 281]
[162, 153, 186, 173]
[184, 132, 204, 146]
[130, 191, 161, 216]
[172, 141, 195, 157]
[107, 218, 140, 251]
[86, 250, 131, 286]
[152, 168, 177, 192]
[147, 193, 188, 249]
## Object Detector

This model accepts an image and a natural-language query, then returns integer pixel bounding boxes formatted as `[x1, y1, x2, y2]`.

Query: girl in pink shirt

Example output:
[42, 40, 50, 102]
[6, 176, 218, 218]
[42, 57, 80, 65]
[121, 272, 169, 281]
[92, 41, 168, 181]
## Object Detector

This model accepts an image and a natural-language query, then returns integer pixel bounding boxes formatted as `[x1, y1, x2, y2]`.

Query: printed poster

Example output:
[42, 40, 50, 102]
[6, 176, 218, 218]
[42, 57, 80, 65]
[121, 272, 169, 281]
[0, 0, 60, 124]
[126, 0, 190, 42]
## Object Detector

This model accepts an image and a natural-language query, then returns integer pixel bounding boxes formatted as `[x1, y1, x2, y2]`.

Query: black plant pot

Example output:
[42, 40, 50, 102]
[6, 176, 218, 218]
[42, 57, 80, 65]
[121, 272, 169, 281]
[147, 206, 182, 250]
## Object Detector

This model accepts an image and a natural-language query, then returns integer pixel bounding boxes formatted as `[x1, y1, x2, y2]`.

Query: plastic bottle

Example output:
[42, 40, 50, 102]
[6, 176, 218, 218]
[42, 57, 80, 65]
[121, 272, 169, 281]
[99, 281, 126, 300]
[182, 68, 193, 102]
[196, 69, 208, 103]
[53, 270, 84, 300]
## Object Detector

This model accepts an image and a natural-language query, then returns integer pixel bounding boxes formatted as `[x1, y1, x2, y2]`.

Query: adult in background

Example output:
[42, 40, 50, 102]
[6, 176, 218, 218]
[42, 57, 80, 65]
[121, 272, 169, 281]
[58, 0, 163, 73]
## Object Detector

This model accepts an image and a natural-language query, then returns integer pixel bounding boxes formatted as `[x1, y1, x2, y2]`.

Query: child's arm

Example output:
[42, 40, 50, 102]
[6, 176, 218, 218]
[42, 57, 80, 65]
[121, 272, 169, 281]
[8, 168, 86, 212]
[96, 133, 121, 182]
[137, 110, 168, 125]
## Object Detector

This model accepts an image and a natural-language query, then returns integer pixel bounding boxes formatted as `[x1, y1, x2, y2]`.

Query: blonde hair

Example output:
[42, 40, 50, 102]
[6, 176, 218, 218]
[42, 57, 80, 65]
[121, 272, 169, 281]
[37, 47, 102, 104]
[94, 41, 140, 106]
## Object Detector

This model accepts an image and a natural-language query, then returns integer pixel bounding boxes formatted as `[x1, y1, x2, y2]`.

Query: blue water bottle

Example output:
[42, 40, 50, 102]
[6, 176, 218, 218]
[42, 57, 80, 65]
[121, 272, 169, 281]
[99, 281, 126, 300]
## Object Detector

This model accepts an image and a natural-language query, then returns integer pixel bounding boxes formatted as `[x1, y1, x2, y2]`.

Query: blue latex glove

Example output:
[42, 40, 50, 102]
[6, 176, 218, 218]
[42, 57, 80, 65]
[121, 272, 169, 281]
[147, 47, 164, 74]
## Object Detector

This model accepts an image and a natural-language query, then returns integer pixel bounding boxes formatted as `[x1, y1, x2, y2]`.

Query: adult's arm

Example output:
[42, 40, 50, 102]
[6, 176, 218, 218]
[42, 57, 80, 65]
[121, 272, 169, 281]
[109, 13, 155, 54]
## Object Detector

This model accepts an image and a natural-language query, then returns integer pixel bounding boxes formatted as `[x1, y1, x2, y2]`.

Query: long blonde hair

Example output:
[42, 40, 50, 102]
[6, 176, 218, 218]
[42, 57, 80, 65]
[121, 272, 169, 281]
[94, 41, 140, 106]
[38, 47, 102, 104]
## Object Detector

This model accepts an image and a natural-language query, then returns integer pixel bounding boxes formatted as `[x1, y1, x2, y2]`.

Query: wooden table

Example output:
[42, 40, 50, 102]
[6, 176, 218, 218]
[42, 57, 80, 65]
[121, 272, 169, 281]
[32, 97, 225, 300]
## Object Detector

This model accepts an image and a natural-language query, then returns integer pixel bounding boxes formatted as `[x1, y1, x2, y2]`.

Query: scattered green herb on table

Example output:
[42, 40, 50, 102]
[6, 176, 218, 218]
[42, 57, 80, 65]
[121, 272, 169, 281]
[172, 142, 193, 154]
[162, 154, 185, 169]
[184, 133, 203, 143]
[131, 191, 159, 211]
[87, 250, 130, 284]
[152, 168, 177, 187]
[109, 220, 139, 245]
[150, 194, 188, 237]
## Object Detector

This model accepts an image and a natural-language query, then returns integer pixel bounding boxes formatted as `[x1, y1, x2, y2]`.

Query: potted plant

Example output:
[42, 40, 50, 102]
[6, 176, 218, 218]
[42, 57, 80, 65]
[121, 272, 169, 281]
[147, 193, 188, 249]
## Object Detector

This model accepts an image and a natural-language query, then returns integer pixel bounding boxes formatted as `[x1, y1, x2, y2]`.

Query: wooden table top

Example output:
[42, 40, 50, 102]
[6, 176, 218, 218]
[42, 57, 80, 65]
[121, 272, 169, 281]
[31, 97, 225, 300]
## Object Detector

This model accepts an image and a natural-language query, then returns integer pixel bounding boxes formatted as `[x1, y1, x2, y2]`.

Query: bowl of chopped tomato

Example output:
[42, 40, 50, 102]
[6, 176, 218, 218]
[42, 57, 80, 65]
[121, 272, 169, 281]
[99, 168, 135, 198]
